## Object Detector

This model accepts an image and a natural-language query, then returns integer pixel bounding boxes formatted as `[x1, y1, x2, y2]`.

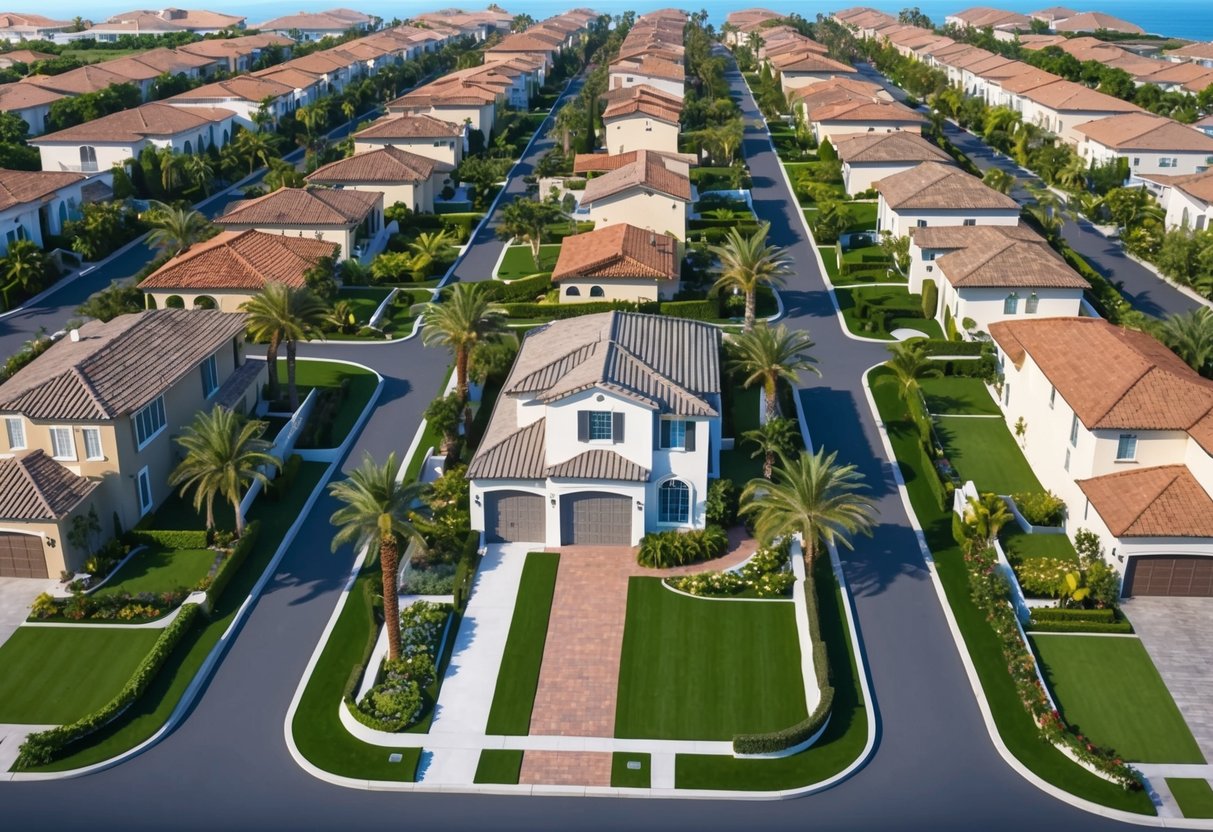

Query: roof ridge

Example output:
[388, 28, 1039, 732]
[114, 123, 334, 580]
[69, 364, 113, 419]
[1125, 466, 1184, 533]
[1091, 359, 1164, 425]
[14, 452, 55, 519]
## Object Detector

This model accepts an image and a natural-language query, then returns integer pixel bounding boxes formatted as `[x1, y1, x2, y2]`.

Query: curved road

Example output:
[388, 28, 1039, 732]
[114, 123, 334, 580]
[0, 66, 1141, 831]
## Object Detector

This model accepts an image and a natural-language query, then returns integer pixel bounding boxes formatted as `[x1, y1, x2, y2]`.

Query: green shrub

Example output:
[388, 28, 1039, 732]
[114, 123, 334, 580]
[500, 300, 658, 319]
[660, 298, 720, 321]
[452, 530, 481, 612]
[266, 454, 303, 502]
[15, 603, 202, 768]
[1012, 556, 1072, 597]
[1029, 607, 1117, 622]
[1011, 491, 1066, 527]
[206, 520, 261, 608]
[1026, 619, 1134, 634]
[921, 278, 938, 318]
[705, 479, 738, 527]
[126, 529, 207, 549]
[916, 339, 984, 356]
[482, 272, 552, 302]
[636, 526, 728, 568]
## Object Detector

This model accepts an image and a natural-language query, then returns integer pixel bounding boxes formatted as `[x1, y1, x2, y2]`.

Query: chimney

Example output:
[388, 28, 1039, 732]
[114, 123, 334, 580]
[69, 329, 80, 342]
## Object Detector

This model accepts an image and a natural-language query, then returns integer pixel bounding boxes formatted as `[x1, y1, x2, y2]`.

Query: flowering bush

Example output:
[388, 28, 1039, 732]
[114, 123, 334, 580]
[29, 589, 187, 622]
[667, 540, 795, 599]
[1013, 557, 1073, 598]
[1011, 491, 1066, 527]
[399, 600, 449, 656]
[353, 600, 451, 732]
[117, 604, 159, 621]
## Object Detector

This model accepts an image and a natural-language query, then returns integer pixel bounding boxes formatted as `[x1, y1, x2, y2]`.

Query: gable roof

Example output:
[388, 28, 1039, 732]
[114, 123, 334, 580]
[0, 310, 247, 421]
[355, 113, 463, 139]
[552, 224, 679, 282]
[832, 131, 952, 164]
[0, 81, 64, 112]
[170, 75, 294, 103]
[610, 55, 685, 82]
[809, 98, 926, 124]
[580, 150, 691, 204]
[0, 168, 85, 211]
[876, 161, 1019, 211]
[215, 187, 380, 227]
[769, 51, 855, 74]
[306, 146, 449, 185]
[30, 102, 233, 144]
[0, 450, 98, 522]
[139, 229, 338, 292]
[601, 86, 683, 125]
[1020, 79, 1140, 113]
[1077, 465, 1213, 538]
[573, 149, 695, 173]
[1075, 113, 1213, 152]
[1052, 11, 1143, 33]
[928, 225, 1087, 289]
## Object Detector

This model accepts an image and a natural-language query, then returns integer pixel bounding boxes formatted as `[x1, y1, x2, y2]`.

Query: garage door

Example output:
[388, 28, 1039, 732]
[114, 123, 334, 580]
[0, 532, 48, 579]
[484, 491, 544, 543]
[561, 492, 632, 546]
[1124, 556, 1213, 597]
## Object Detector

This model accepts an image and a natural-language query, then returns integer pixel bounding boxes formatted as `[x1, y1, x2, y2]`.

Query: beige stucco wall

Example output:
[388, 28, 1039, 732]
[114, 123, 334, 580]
[556, 277, 680, 303]
[604, 113, 680, 155]
[353, 136, 462, 167]
[844, 161, 920, 195]
[936, 281, 1085, 333]
[220, 224, 355, 259]
[585, 190, 687, 240]
[144, 289, 256, 314]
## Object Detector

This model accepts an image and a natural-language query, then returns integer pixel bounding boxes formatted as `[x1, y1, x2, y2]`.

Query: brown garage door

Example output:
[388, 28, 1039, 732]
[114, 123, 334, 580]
[485, 491, 545, 543]
[1123, 556, 1213, 597]
[561, 492, 632, 546]
[0, 532, 48, 579]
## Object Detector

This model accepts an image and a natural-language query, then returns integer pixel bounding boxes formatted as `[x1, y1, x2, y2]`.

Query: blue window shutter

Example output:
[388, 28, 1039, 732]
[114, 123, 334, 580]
[577, 411, 589, 442]
[684, 421, 696, 451]
[613, 412, 624, 443]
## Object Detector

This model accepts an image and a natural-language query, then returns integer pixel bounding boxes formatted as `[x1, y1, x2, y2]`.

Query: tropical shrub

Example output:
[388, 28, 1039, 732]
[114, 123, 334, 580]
[667, 539, 794, 598]
[636, 525, 729, 568]
[1013, 556, 1073, 597]
[1011, 491, 1066, 527]
[400, 563, 457, 595]
[351, 600, 450, 731]
[705, 478, 739, 527]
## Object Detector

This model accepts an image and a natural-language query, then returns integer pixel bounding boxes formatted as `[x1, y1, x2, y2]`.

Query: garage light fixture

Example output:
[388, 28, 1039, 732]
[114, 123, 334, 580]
[550, 494, 557, 507]
[636, 501, 643, 511]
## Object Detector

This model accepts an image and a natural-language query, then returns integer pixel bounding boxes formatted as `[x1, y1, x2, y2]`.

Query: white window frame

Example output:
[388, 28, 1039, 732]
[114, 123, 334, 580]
[657, 478, 691, 525]
[4, 417, 25, 450]
[134, 396, 167, 450]
[82, 427, 103, 461]
[201, 354, 219, 398]
[136, 466, 153, 515]
[49, 426, 76, 461]
[1048, 386, 1056, 409]
[1116, 433, 1138, 462]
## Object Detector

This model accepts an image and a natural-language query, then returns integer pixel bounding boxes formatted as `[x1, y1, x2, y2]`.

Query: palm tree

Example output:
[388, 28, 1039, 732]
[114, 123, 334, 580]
[1, 240, 48, 297]
[408, 230, 452, 274]
[234, 129, 276, 173]
[328, 452, 429, 663]
[1158, 307, 1213, 375]
[883, 341, 941, 402]
[170, 406, 280, 536]
[241, 283, 327, 409]
[184, 154, 214, 196]
[982, 168, 1015, 195]
[728, 323, 820, 422]
[1054, 155, 1088, 192]
[421, 282, 505, 433]
[159, 149, 184, 195]
[743, 416, 798, 480]
[263, 159, 304, 191]
[740, 447, 878, 567]
[146, 203, 211, 257]
[710, 222, 792, 332]
[961, 492, 1012, 554]
[1026, 185, 1069, 241]
[553, 99, 583, 154]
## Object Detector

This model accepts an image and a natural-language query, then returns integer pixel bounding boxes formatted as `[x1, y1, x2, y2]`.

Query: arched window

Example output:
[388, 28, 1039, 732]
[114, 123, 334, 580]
[193, 296, 217, 310]
[165, 295, 185, 309]
[565, 286, 581, 296]
[589, 285, 605, 298]
[183, 140, 193, 155]
[658, 479, 690, 524]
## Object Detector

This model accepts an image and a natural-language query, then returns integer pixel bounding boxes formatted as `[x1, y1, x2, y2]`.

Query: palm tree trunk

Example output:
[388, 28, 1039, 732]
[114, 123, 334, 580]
[266, 336, 282, 403]
[763, 450, 774, 480]
[531, 236, 541, 269]
[764, 377, 778, 422]
[380, 533, 401, 662]
[233, 496, 245, 538]
[458, 346, 473, 437]
[287, 339, 299, 411]
[745, 289, 756, 332]
[205, 493, 215, 532]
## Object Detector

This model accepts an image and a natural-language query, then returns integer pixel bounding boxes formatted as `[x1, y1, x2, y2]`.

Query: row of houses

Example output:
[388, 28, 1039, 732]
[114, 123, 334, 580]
[944, 6, 1145, 36]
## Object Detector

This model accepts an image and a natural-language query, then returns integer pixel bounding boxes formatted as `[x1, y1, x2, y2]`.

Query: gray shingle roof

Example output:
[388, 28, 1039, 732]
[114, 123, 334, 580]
[466, 418, 546, 480]
[0, 450, 98, 521]
[547, 450, 649, 481]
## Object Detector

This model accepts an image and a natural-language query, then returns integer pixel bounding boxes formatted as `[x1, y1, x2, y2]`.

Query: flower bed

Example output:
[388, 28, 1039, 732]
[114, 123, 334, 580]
[666, 540, 795, 599]
[351, 600, 451, 732]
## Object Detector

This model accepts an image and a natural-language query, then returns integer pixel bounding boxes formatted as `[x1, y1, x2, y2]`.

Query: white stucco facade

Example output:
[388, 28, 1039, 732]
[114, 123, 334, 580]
[583, 189, 688, 240]
[876, 198, 1021, 238]
[353, 134, 462, 167]
[1080, 138, 1213, 178]
[934, 279, 1085, 333]
[604, 113, 680, 155]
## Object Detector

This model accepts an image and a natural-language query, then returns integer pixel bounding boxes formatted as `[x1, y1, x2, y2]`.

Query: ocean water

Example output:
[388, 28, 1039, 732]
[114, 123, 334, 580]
[21, 0, 1213, 42]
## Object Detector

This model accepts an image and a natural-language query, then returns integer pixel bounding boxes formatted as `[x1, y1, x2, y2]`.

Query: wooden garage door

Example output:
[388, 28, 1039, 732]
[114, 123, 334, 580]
[1124, 556, 1213, 597]
[561, 492, 632, 546]
[485, 491, 545, 543]
[0, 532, 48, 579]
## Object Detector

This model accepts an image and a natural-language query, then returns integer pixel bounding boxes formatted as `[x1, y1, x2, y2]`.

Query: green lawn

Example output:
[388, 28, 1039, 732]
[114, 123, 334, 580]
[93, 546, 215, 598]
[337, 287, 390, 324]
[866, 367, 1154, 813]
[844, 201, 878, 231]
[1001, 525, 1078, 563]
[835, 286, 943, 340]
[612, 752, 651, 788]
[615, 578, 806, 740]
[1169, 779, 1213, 818]
[934, 415, 1044, 494]
[485, 552, 560, 735]
[474, 749, 523, 784]
[920, 376, 1000, 416]
[0, 628, 161, 723]
[721, 385, 763, 487]
[30, 463, 331, 771]
[1032, 635, 1203, 764]
[497, 244, 560, 280]
[818, 246, 840, 284]
[284, 359, 378, 450]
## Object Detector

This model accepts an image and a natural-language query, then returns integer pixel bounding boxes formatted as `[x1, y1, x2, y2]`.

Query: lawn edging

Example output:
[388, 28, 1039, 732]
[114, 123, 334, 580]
[3, 362, 384, 782]
[857, 364, 1180, 825]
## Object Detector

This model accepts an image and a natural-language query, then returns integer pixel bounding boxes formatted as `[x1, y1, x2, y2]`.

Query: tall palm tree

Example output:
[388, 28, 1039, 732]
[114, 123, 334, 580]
[1054, 155, 1088, 192]
[146, 202, 211, 257]
[234, 129, 276, 173]
[740, 447, 878, 567]
[159, 149, 184, 195]
[710, 221, 792, 332]
[553, 99, 583, 154]
[728, 324, 820, 422]
[1158, 307, 1213, 375]
[184, 154, 214, 196]
[743, 416, 798, 480]
[421, 282, 505, 433]
[982, 168, 1015, 195]
[241, 283, 328, 409]
[883, 341, 941, 402]
[170, 406, 280, 536]
[329, 452, 429, 662]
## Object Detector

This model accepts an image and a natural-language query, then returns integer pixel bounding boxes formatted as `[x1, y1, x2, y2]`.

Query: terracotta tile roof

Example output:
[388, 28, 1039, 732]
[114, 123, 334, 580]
[0, 49, 54, 63]
[140, 229, 338, 292]
[580, 151, 691, 204]
[1076, 112, 1213, 152]
[1030, 7, 1078, 22]
[769, 51, 855, 74]
[355, 113, 463, 139]
[103, 8, 245, 29]
[930, 226, 1087, 289]
[876, 161, 1019, 211]
[255, 11, 366, 30]
[251, 67, 324, 89]
[989, 67, 1060, 94]
[610, 55, 685, 82]
[573, 149, 695, 173]
[104, 47, 215, 78]
[1019, 34, 1069, 49]
[552, 224, 679, 282]
[488, 33, 561, 53]
[390, 76, 500, 107]
[0, 310, 247, 421]
[1078, 466, 1213, 538]
[216, 187, 380, 228]
[1163, 169, 1213, 204]
[0, 450, 98, 522]
[989, 317, 1213, 450]
[177, 33, 293, 59]
[832, 131, 953, 164]
[23, 63, 133, 96]
[809, 98, 926, 125]
[0, 81, 64, 111]
[31, 102, 234, 144]
[1053, 12, 1143, 33]
[789, 76, 887, 107]
[0, 12, 70, 31]
[601, 86, 682, 124]
[725, 8, 783, 26]
[170, 75, 293, 102]
[306, 146, 450, 184]
[0, 168, 86, 211]
[1021, 79, 1141, 113]
[950, 6, 1030, 28]
[977, 59, 1046, 81]
[1166, 42, 1213, 61]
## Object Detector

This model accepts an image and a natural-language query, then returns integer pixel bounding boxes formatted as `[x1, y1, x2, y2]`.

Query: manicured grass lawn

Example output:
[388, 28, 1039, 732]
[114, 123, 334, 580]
[721, 385, 763, 487]
[612, 752, 651, 788]
[338, 287, 390, 324]
[615, 578, 806, 740]
[933, 415, 1043, 494]
[485, 552, 560, 735]
[818, 246, 840, 283]
[497, 244, 560, 280]
[844, 201, 878, 231]
[1032, 635, 1204, 763]
[474, 749, 522, 784]
[0, 628, 161, 723]
[920, 376, 999, 416]
[284, 359, 378, 449]
[93, 546, 215, 598]
[1168, 779, 1213, 818]
[675, 556, 869, 790]
[835, 286, 943, 340]
[32, 463, 331, 771]
[866, 367, 1154, 813]
[1001, 525, 1078, 562]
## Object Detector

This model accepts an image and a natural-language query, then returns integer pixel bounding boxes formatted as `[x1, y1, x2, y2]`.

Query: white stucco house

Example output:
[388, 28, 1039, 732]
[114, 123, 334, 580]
[608, 55, 685, 99]
[1076, 113, 1213, 180]
[875, 161, 1021, 238]
[551, 223, 680, 303]
[0, 168, 113, 254]
[468, 311, 722, 547]
[1138, 169, 1213, 232]
[352, 114, 465, 167]
[833, 131, 953, 195]
[579, 150, 691, 241]
[601, 85, 682, 155]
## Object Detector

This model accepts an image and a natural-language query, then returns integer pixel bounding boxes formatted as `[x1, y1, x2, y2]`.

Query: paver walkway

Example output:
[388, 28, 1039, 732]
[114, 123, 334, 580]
[529, 530, 755, 737]
[1121, 597, 1213, 762]
[519, 750, 612, 787]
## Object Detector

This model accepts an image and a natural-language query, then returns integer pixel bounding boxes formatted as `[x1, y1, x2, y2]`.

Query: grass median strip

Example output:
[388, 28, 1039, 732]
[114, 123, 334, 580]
[1168, 779, 1213, 818]
[612, 752, 651, 788]
[485, 552, 560, 735]
[474, 749, 523, 784]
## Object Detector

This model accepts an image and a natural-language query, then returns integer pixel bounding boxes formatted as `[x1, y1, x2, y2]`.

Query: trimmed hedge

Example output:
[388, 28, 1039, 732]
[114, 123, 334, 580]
[660, 298, 720, 321]
[917, 338, 983, 356]
[127, 529, 208, 549]
[921, 278, 938, 319]
[452, 529, 481, 612]
[342, 576, 383, 705]
[15, 603, 203, 768]
[499, 300, 659, 319]
[483, 272, 552, 302]
[1029, 607, 1118, 622]
[1026, 619, 1134, 634]
[206, 521, 261, 608]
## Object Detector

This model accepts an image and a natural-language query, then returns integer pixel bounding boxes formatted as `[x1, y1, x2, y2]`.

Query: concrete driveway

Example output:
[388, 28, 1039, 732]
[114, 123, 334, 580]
[0, 577, 55, 649]
[1122, 597, 1213, 761]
